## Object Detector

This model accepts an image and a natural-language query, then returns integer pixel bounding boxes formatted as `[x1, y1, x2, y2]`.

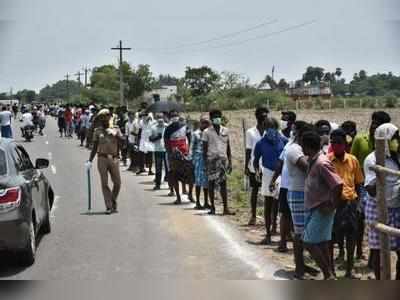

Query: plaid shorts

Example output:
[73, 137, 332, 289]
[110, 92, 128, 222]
[365, 195, 400, 250]
[288, 191, 306, 235]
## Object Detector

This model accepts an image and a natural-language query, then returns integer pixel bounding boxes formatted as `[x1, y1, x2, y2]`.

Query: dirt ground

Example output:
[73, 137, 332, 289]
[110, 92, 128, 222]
[189, 108, 400, 280]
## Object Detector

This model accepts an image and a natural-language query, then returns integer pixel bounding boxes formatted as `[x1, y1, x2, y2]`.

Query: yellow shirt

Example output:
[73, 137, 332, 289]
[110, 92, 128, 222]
[328, 153, 364, 201]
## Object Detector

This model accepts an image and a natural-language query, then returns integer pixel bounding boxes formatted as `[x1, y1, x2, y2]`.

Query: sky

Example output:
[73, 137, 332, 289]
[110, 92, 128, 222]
[0, 0, 399, 93]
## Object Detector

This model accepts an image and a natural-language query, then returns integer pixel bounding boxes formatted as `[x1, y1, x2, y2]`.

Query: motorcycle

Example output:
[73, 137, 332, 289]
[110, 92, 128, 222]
[21, 125, 35, 142]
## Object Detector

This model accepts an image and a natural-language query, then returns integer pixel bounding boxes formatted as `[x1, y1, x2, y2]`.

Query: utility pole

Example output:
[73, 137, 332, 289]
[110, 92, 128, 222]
[75, 71, 84, 87]
[272, 65, 275, 82]
[83, 66, 91, 88]
[111, 40, 131, 108]
[65, 73, 70, 102]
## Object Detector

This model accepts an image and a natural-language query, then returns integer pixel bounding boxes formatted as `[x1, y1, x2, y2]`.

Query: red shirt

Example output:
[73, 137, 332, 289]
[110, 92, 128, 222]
[64, 110, 73, 123]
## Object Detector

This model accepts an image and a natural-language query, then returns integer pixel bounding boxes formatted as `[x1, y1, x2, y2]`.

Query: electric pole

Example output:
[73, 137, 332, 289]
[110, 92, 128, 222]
[111, 40, 131, 108]
[75, 71, 84, 87]
[83, 66, 91, 88]
[65, 73, 70, 102]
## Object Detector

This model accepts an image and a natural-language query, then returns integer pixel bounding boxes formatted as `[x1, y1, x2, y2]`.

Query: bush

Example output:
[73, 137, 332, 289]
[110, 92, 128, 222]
[385, 95, 398, 108]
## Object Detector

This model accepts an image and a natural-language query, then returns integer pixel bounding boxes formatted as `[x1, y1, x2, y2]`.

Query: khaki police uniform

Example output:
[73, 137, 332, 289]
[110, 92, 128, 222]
[93, 126, 122, 210]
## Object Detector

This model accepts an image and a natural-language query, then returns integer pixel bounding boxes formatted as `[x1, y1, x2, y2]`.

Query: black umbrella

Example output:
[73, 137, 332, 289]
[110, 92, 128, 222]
[145, 101, 185, 114]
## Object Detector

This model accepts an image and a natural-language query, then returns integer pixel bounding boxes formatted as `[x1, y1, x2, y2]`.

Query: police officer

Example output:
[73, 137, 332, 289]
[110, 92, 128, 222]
[87, 109, 123, 215]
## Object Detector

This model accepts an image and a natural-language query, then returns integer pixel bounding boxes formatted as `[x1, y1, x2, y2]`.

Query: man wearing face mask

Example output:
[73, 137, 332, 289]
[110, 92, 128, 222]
[351, 111, 391, 261]
[363, 123, 400, 280]
[340, 121, 357, 153]
[87, 109, 123, 215]
[281, 111, 296, 139]
[315, 120, 332, 155]
[328, 129, 364, 278]
[164, 110, 193, 204]
[202, 109, 233, 215]
[245, 106, 269, 225]
[150, 113, 168, 191]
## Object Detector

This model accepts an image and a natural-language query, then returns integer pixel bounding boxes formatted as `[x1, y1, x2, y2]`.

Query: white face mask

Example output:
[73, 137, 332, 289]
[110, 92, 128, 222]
[281, 120, 288, 130]
[171, 117, 179, 123]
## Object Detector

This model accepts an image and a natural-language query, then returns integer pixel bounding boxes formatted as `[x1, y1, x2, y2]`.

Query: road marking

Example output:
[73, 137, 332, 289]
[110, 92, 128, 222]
[45, 141, 49, 145]
[50, 195, 60, 218]
[51, 165, 57, 174]
[205, 216, 281, 280]
[48, 152, 52, 160]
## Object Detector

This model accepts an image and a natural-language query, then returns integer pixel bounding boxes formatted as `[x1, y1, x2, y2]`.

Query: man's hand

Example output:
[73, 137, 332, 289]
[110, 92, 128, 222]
[85, 160, 93, 170]
[227, 161, 233, 175]
[244, 167, 251, 177]
[254, 168, 261, 183]
[269, 181, 276, 193]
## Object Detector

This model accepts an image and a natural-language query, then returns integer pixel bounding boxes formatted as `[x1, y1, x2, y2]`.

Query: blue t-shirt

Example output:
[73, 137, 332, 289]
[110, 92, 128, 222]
[253, 129, 287, 171]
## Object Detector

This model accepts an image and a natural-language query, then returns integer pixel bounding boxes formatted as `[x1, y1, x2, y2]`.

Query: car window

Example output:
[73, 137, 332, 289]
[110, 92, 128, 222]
[11, 146, 34, 172]
[0, 149, 7, 176]
[17, 146, 34, 171]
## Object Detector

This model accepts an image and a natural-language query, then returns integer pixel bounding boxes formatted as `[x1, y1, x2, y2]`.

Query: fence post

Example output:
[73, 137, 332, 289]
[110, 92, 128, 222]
[360, 98, 363, 109]
[242, 118, 249, 192]
[343, 98, 347, 110]
[375, 135, 392, 280]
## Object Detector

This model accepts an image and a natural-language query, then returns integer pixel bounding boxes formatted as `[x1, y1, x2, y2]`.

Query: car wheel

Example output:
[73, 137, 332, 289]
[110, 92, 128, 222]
[19, 219, 36, 266]
[41, 204, 51, 234]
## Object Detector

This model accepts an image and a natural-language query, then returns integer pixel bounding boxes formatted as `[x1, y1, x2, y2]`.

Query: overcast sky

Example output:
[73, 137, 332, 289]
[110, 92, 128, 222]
[0, 0, 399, 93]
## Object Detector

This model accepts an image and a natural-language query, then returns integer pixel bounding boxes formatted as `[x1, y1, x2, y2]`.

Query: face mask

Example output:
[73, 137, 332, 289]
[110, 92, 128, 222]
[171, 117, 179, 123]
[212, 118, 222, 126]
[346, 135, 353, 145]
[389, 139, 399, 153]
[290, 130, 296, 140]
[331, 144, 346, 156]
[281, 120, 288, 130]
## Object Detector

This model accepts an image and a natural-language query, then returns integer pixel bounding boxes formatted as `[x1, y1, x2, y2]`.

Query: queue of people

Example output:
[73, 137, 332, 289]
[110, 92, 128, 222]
[57, 101, 400, 280]
[246, 108, 399, 280]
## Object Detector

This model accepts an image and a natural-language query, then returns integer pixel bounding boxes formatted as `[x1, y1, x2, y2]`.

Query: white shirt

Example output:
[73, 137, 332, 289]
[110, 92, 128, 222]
[364, 152, 400, 208]
[285, 143, 307, 192]
[125, 120, 136, 144]
[279, 141, 293, 189]
[0, 111, 12, 127]
[21, 112, 33, 127]
[246, 127, 263, 173]
[139, 120, 155, 153]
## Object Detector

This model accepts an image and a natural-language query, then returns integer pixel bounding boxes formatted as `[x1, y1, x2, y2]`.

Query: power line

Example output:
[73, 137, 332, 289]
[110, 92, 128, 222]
[156, 20, 317, 55]
[136, 19, 278, 52]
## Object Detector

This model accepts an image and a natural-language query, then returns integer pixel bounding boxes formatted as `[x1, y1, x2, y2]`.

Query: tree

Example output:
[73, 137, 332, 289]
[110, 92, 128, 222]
[154, 74, 179, 88]
[183, 66, 220, 97]
[220, 71, 249, 90]
[335, 68, 343, 78]
[277, 78, 289, 90]
[359, 70, 367, 80]
[39, 80, 80, 102]
[16, 90, 37, 103]
[323, 72, 334, 83]
[127, 64, 155, 100]
[260, 75, 277, 90]
[302, 66, 325, 83]
[0, 93, 9, 100]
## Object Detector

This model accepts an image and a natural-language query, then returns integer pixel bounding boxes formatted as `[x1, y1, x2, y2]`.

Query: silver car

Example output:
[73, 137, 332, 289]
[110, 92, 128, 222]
[0, 139, 54, 266]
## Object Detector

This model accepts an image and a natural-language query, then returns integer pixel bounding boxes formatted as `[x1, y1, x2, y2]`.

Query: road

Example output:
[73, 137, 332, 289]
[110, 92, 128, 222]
[0, 119, 281, 280]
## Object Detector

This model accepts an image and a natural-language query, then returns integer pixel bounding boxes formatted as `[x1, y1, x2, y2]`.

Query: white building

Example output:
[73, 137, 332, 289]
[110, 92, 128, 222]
[143, 85, 178, 103]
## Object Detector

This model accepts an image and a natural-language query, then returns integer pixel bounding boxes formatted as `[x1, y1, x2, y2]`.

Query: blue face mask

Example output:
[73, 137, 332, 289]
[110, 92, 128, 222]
[212, 118, 222, 126]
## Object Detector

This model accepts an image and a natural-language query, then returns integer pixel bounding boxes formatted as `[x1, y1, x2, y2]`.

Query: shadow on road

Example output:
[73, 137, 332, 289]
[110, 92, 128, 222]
[80, 211, 109, 216]
[0, 233, 47, 278]
[273, 269, 294, 280]
[138, 181, 155, 186]
[0, 252, 29, 278]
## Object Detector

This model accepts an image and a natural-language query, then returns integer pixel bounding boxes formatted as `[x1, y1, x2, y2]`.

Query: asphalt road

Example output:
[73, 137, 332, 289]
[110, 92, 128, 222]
[0, 119, 281, 280]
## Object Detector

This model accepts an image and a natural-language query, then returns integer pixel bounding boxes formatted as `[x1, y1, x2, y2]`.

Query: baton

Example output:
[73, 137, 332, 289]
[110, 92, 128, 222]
[87, 166, 92, 212]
